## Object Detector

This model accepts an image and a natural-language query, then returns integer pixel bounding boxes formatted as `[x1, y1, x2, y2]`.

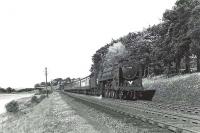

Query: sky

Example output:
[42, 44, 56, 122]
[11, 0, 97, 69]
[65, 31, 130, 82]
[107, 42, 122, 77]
[0, 0, 177, 88]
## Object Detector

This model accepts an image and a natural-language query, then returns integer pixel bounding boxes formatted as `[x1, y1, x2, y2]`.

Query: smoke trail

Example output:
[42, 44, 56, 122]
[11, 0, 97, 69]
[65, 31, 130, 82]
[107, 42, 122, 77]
[103, 42, 128, 68]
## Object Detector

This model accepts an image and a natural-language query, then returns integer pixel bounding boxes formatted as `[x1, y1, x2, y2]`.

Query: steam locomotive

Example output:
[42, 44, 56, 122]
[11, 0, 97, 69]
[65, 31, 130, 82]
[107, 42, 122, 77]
[64, 61, 155, 101]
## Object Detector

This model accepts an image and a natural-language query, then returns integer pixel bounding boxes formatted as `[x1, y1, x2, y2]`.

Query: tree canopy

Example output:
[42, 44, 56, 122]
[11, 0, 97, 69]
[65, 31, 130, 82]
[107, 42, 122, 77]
[90, 0, 200, 77]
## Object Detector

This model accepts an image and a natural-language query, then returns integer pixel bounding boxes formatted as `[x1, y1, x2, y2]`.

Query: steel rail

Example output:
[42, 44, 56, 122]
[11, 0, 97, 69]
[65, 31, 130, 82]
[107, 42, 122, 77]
[63, 92, 200, 133]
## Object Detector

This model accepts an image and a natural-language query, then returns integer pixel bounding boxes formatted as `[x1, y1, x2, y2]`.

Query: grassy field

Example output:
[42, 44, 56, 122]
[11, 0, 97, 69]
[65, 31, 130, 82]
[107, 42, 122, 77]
[0, 92, 98, 133]
[143, 72, 200, 105]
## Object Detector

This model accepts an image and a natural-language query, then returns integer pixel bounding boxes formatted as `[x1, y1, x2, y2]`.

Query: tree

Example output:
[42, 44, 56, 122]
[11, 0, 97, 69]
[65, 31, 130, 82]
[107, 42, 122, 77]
[34, 83, 40, 88]
[40, 82, 46, 86]
[90, 42, 112, 77]
[159, 0, 199, 73]
[188, 4, 200, 72]
[65, 77, 72, 84]
[6, 87, 12, 93]
[89, 0, 200, 76]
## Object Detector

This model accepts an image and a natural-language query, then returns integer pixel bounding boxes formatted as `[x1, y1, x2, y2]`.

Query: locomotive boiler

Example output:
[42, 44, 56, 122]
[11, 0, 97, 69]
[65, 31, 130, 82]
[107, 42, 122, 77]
[64, 61, 155, 101]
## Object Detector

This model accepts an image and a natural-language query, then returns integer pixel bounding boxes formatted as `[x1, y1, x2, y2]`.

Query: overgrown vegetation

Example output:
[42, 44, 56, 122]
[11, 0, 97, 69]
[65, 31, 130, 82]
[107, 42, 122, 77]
[5, 100, 19, 113]
[90, 0, 200, 78]
[0, 87, 16, 93]
[143, 73, 200, 105]
[31, 94, 46, 104]
[31, 96, 40, 103]
[16, 88, 36, 92]
[38, 88, 53, 95]
[39, 94, 46, 101]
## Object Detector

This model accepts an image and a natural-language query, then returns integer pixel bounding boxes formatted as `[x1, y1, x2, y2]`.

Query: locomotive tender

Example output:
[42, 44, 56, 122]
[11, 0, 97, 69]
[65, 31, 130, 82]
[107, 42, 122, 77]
[64, 61, 155, 101]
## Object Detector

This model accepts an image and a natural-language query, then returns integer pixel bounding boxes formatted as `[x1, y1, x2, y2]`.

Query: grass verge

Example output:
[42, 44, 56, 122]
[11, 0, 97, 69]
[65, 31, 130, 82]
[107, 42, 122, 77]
[143, 72, 200, 105]
[0, 92, 98, 133]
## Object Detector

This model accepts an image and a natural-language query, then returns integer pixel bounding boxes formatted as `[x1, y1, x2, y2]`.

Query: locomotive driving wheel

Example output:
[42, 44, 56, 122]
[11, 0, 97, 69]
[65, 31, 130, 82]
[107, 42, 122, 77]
[111, 91, 115, 98]
[108, 91, 111, 98]
[104, 90, 107, 97]
[105, 91, 108, 98]
[114, 91, 118, 99]
[119, 90, 123, 99]
[123, 91, 127, 99]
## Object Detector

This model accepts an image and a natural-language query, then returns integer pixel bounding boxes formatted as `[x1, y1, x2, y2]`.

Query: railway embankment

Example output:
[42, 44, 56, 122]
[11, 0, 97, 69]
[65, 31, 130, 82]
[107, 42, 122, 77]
[66, 92, 200, 132]
[143, 72, 200, 105]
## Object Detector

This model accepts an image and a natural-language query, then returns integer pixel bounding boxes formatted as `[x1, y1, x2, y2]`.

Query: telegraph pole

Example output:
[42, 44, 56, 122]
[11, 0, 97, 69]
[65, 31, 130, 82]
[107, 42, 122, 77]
[45, 67, 48, 97]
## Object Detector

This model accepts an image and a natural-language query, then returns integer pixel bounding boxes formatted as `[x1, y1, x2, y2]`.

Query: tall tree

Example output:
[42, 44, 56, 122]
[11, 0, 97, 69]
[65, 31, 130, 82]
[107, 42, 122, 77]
[188, 4, 200, 71]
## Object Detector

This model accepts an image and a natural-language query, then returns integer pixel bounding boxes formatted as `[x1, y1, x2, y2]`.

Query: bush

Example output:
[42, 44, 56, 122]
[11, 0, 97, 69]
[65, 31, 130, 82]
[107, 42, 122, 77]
[31, 94, 46, 104]
[31, 96, 39, 103]
[6, 87, 12, 93]
[39, 94, 46, 101]
[38, 89, 52, 95]
[5, 100, 19, 113]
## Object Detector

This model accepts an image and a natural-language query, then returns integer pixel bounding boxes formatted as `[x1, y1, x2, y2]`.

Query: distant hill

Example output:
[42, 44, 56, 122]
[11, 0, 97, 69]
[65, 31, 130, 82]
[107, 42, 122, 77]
[0, 88, 6, 93]
[0, 87, 36, 93]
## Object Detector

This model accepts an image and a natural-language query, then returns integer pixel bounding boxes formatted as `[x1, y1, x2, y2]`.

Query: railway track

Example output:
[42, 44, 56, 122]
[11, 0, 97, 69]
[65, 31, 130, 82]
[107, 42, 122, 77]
[120, 100, 200, 116]
[63, 91, 200, 133]
[108, 99, 200, 119]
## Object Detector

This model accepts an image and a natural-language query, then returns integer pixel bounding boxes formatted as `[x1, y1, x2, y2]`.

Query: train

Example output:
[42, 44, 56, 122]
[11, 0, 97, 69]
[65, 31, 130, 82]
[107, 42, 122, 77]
[64, 61, 156, 101]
